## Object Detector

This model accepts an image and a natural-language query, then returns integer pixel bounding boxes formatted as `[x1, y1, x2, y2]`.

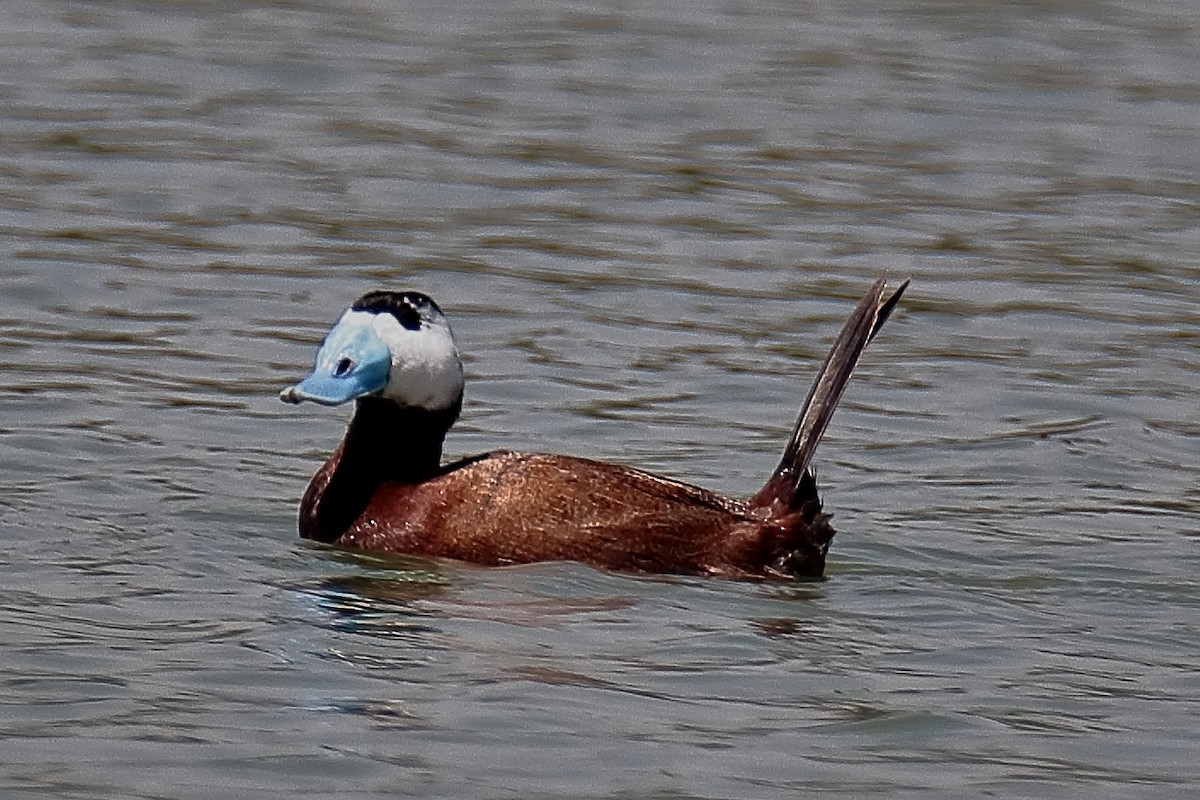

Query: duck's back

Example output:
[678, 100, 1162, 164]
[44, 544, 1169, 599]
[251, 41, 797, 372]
[329, 451, 790, 577]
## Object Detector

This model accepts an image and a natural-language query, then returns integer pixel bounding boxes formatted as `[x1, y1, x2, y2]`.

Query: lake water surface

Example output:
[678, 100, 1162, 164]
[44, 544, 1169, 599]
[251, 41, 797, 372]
[1, 1, 1198, 798]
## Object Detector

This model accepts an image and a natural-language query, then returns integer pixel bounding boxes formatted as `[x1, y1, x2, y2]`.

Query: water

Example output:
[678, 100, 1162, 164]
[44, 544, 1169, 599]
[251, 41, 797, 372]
[1, 1, 1198, 797]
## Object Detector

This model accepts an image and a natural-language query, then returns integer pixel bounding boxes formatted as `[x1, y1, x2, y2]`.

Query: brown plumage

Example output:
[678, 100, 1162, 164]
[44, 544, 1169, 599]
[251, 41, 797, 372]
[287, 277, 908, 580]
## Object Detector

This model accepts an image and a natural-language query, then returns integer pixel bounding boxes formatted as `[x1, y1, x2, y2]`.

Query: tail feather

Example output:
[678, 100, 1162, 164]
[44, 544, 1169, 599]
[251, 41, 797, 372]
[749, 275, 908, 514]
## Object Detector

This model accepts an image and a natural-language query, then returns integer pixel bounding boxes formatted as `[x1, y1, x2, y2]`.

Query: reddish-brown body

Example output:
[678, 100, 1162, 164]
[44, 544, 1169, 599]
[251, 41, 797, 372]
[301, 443, 832, 578]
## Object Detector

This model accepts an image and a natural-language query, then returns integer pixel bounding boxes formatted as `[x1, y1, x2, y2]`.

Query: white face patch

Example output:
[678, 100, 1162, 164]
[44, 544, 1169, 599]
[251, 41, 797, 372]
[336, 308, 463, 411]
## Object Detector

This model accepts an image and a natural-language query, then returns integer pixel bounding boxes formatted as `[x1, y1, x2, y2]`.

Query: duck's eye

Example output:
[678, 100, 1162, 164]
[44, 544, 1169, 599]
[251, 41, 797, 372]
[334, 357, 354, 377]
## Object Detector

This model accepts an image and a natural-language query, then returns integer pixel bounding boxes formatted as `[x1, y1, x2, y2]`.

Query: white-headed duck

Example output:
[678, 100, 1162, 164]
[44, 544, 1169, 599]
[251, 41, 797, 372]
[281, 276, 907, 579]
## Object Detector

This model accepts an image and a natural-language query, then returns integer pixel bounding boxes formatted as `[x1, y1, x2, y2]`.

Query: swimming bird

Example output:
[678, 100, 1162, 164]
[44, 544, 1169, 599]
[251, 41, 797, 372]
[281, 276, 907, 580]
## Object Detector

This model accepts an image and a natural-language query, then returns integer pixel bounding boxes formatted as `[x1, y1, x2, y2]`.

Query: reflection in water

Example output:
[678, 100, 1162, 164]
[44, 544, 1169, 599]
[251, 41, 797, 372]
[304, 557, 645, 637]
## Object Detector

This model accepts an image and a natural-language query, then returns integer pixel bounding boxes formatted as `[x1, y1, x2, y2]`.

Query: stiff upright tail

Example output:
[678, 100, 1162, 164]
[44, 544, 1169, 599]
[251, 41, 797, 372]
[749, 275, 908, 515]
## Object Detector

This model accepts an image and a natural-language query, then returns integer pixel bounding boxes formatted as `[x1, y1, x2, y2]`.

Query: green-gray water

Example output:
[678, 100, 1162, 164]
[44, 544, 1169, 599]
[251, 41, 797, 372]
[1, 1, 1198, 797]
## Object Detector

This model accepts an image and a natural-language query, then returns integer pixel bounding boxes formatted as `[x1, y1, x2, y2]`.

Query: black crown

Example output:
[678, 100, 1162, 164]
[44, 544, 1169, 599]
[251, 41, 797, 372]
[351, 290, 441, 331]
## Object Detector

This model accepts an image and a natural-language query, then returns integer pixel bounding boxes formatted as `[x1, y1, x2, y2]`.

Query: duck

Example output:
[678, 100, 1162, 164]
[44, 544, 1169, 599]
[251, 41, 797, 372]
[281, 276, 907, 580]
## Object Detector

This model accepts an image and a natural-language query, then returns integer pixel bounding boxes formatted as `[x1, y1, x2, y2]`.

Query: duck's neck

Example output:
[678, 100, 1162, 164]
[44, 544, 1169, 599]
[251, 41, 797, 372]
[343, 397, 459, 480]
[302, 396, 462, 542]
